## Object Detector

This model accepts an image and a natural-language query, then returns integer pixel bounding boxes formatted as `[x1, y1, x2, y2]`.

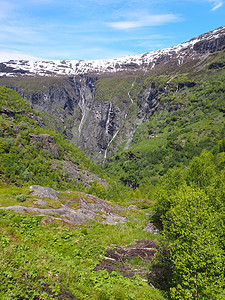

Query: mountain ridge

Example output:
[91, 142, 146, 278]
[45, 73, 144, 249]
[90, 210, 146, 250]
[0, 25, 225, 163]
[1, 26, 225, 77]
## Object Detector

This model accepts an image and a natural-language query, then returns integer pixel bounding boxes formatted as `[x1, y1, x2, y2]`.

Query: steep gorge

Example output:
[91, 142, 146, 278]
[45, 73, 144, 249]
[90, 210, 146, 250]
[0, 26, 225, 162]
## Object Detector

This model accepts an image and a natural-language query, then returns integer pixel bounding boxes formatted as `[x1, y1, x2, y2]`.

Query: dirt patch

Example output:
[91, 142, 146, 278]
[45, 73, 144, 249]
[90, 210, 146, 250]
[95, 240, 157, 279]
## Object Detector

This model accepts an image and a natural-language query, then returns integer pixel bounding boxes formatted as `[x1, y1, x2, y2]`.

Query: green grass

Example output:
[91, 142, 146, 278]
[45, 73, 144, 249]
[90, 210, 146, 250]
[129, 135, 166, 153]
[0, 184, 29, 206]
[94, 74, 143, 105]
[0, 207, 164, 300]
[104, 68, 225, 188]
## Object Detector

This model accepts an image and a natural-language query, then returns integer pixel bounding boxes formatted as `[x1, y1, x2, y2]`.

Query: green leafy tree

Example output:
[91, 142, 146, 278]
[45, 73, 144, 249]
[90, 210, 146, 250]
[87, 181, 107, 199]
[163, 187, 225, 299]
[152, 168, 186, 227]
[186, 150, 216, 188]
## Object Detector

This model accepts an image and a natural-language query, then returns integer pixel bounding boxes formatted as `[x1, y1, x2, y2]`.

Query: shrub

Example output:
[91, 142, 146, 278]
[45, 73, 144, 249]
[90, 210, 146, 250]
[16, 194, 28, 202]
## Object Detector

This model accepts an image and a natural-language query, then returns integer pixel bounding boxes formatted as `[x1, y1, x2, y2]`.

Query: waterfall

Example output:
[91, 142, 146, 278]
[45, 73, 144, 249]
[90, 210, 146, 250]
[104, 129, 119, 162]
[105, 102, 112, 135]
[78, 92, 86, 137]
[104, 102, 113, 162]
[103, 106, 128, 162]
[127, 79, 136, 104]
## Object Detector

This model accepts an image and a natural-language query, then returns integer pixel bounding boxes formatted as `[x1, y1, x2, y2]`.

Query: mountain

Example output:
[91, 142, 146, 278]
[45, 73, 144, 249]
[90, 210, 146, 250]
[0, 27, 225, 77]
[0, 86, 108, 190]
[0, 26, 225, 163]
[0, 27, 225, 300]
[1, 27, 225, 77]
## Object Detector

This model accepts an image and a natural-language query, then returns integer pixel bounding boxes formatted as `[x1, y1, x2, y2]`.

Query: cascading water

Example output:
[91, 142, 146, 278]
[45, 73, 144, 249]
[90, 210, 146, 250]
[104, 129, 119, 162]
[105, 102, 112, 135]
[103, 79, 136, 162]
[103, 102, 112, 161]
[127, 79, 136, 104]
[78, 93, 86, 137]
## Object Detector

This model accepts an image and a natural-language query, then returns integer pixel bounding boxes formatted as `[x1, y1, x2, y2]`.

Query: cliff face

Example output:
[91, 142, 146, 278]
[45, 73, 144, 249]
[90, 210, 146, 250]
[2, 75, 127, 161]
[0, 56, 221, 162]
[1, 27, 225, 162]
[5, 73, 194, 162]
[193, 33, 225, 53]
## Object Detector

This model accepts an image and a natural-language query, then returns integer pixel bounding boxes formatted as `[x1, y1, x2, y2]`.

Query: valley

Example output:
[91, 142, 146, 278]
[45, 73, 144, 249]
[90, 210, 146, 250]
[0, 26, 225, 299]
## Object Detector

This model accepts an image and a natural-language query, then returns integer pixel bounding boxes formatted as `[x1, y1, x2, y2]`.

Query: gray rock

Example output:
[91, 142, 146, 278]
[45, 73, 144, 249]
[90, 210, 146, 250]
[0, 201, 126, 225]
[29, 133, 60, 158]
[29, 185, 59, 200]
[61, 160, 108, 188]
[1, 187, 127, 225]
[33, 199, 47, 206]
[128, 205, 139, 211]
[143, 223, 160, 235]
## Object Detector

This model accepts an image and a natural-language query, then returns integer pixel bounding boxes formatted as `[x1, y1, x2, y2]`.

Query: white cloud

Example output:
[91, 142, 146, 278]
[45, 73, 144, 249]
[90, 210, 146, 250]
[108, 21, 139, 30]
[209, 0, 223, 10]
[107, 13, 179, 30]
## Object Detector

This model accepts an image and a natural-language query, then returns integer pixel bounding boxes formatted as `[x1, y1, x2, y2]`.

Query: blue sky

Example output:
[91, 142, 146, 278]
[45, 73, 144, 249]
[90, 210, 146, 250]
[0, 0, 224, 62]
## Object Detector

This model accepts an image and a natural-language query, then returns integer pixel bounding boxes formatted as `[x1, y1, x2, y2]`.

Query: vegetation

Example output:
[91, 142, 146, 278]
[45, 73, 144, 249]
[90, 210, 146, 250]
[0, 208, 164, 300]
[0, 86, 165, 299]
[149, 149, 225, 299]
[0, 55, 225, 299]
[100, 66, 225, 298]
[0, 86, 102, 190]
[104, 70, 225, 189]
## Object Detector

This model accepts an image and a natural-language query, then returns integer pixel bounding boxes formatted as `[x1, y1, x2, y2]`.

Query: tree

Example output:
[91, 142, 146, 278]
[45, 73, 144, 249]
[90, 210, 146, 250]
[163, 187, 225, 299]
[152, 168, 186, 227]
[185, 149, 216, 188]
[87, 181, 107, 199]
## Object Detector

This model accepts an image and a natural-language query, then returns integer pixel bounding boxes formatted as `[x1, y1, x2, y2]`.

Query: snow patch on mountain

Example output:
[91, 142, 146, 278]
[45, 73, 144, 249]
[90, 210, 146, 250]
[0, 27, 224, 77]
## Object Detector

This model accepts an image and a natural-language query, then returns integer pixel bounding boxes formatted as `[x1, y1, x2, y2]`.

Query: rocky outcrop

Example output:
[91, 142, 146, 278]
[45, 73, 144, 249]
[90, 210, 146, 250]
[143, 223, 160, 235]
[193, 35, 225, 53]
[1, 186, 126, 225]
[0, 107, 24, 117]
[60, 160, 108, 188]
[1, 27, 225, 162]
[137, 84, 161, 119]
[29, 185, 59, 200]
[95, 240, 157, 279]
[29, 133, 61, 158]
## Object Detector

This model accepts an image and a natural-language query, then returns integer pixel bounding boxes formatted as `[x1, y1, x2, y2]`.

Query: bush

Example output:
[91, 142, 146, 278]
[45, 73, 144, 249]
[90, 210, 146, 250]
[16, 194, 28, 202]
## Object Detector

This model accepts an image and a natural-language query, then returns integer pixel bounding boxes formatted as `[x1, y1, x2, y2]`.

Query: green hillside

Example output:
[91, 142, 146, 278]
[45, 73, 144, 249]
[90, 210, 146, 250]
[0, 86, 165, 299]
[104, 68, 225, 189]
[0, 86, 103, 190]
[0, 66, 225, 300]
[0, 201, 165, 300]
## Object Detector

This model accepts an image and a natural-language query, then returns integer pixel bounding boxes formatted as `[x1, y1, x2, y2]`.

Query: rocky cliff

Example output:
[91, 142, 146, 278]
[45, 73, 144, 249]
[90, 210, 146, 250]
[0, 26, 225, 162]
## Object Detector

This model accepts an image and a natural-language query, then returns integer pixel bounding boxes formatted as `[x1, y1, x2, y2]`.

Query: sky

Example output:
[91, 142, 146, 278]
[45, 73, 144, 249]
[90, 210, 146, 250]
[0, 0, 224, 62]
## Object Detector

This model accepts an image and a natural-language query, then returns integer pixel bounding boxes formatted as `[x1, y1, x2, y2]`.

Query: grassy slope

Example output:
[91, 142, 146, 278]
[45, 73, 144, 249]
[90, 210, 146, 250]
[0, 86, 165, 299]
[0, 86, 104, 190]
[0, 205, 164, 300]
[0, 182, 165, 300]
[103, 58, 225, 188]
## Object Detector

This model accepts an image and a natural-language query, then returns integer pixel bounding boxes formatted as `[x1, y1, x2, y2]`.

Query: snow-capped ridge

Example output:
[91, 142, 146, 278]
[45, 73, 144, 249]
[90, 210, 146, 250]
[1, 26, 225, 77]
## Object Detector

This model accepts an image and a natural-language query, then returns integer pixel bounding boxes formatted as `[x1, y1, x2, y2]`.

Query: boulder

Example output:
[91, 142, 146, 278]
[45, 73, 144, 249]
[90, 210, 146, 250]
[128, 205, 139, 211]
[143, 223, 160, 235]
[29, 185, 59, 200]
[29, 133, 60, 158]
